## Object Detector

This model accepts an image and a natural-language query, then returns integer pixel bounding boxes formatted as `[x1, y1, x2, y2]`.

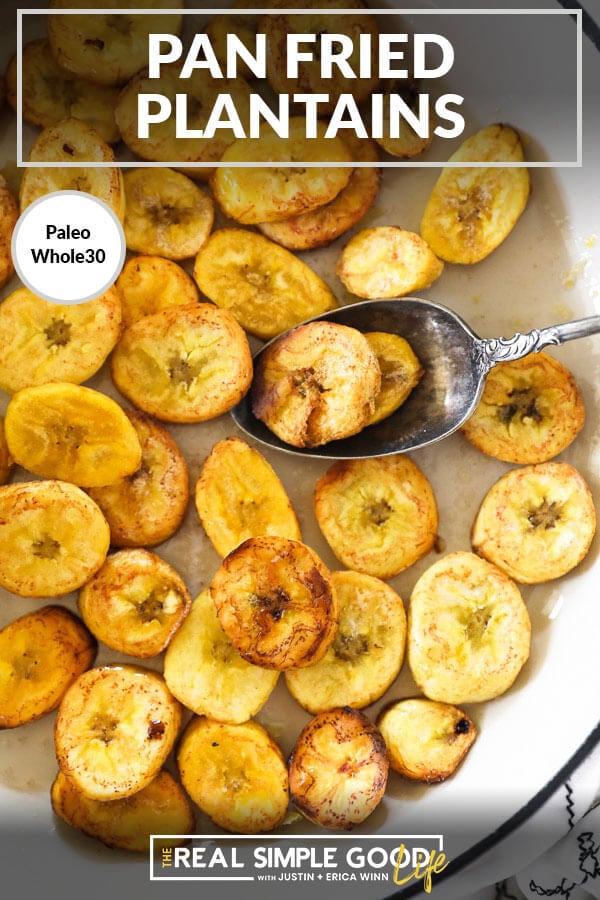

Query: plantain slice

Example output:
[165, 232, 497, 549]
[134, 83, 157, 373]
[0, 286, 122, 394]
[209, 535, 338, 670]
[420, 123, 530, 264]
[4, 382, 142, 487]
[285, 570, 406, 714]
[258, 135, 381, 251]
[87, 410, 189, 548]
[110, 303, 253, 423]
[374, 79, 435, 159]
[192, 227, 338, 340]
[115, 255, 199, 331]
[0, 480, 110, 597]
[262, 1, 380, 114]
[407, 551, 531, 704]
[54, 664, 182, 801]
[5, 38, 120, 143]
[203, 11, 260, 81]
[314, 455, 438, 579]
[461, 352, 585, 463]
[47, 0, 183, 86]
[122, 168, 214, 260]
[336, 225, 444, 299]
[19, 117, 125, 221]
[377, 698, 477, 782]
[251, 321, 381, 447]
[51, 769, 194, 852]
[177, 716, 289, 833]
[288, 706, 388, 831]
[210, 118, 352, 225]
[0, 173, 18, 288]
[115, 64, 253, 180]
[78, 548, 191, 659]
[365, 331, 424, 425]
[471, 461, 596, 584]
[0, 418, 13, 485]
[0, 605, 97, 728]
[194, 436, 301, 558]
[163, 589, 279, 724]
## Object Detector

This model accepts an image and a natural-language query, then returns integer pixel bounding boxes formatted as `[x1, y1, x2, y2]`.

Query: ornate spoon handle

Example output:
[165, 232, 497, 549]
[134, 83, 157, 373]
[476, 315, 600, 372]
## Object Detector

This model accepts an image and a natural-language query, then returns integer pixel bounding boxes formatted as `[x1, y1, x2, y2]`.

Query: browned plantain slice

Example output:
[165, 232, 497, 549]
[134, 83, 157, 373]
[115, 255, 200, 331]
[251, 320, 381, 447]
[209, 535, 338, 670]
[288, 706, 388, 830]
[192, 227, 338, 340]
[0, 418, 12, 485]
[0, 605, 97, 728]
[374, 79, 435, 159]
[51, 769, 194, 852]
[0, 173, 18, 288]
[258, 135, 381, 251]
[78, 548, 191, 658]
[87, 410, 189, 548]
[461, 352, 585, 463]
[365, 331, 424, 424]
[314, 455, 438, 578]
[110, 303, 253, 423]
[377, 698, 477, 782]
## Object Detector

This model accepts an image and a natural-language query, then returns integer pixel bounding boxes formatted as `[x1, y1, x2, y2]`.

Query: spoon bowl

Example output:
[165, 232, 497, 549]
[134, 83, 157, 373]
[231, 297, 600, 459]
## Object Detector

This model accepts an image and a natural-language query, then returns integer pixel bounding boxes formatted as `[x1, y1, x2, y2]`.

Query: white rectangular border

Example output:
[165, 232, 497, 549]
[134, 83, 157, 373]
[148, 833, 445, 881]
[15, 9, 583, 169]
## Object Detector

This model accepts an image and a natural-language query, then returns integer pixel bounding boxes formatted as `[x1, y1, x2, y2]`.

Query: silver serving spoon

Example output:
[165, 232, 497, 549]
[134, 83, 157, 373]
[231, 297, 600, 459]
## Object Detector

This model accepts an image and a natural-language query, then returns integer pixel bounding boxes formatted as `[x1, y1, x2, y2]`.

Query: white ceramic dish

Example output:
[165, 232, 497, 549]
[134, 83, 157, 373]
[0, 3, 599, 898]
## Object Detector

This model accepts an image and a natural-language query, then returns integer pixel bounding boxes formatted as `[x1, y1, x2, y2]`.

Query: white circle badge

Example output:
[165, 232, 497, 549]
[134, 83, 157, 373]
[11, 190, 126, 305]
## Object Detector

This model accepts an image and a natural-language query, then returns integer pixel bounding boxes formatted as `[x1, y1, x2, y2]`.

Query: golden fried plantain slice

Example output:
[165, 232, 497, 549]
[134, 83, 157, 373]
[407, 551, 531, 703]
[0, 480, 110, 597]
[78, 548, 191, 658]
[0, 605, 97, 728]
[87, 410, 189, 548]
[19, 118, 125, 221]
[54, 664, 182, 801]
[51, 769, 194, 852]
[203, 11, 259, 81]
[164, 589, 279, 723]
[5, 39, 120, 143]
[262, 2, 380, 114]
[110, 303, 253, 423]
[4, 382, 142, 487]
[47, 0, 183, 86]
[210, 118, 352, 224]
[0, 418, 12, 485]
[258, 135, 381, 251]
[116, 65, 253, 180]
[336, 226, 444, 299]
[251, 321, 381, 447]
[194, 436, 301, 558]
[285, 570, 406, 714]
[377, 698, 477, 782]
[0, 173, 18, 288]
[374, 79, 435, 159]
[0, 286, 122, 394]
[122, 168, 214, 260]
[115, 255, 199, 331]
[365, 332, 424, 424]
[471, 462, 596, 583]
[288, 706, 388, 831]
[314, 455, 438, 579]
[192, 227, 338, 340]
[177, 716, 289, 833]
[461, 352, 585, 463]
[420, 123, 530, 264]
[209, 535, 338, 670]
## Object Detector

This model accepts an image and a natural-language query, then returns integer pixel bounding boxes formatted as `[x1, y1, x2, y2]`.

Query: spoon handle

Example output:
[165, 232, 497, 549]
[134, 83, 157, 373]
[477, 314, 600, 371]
